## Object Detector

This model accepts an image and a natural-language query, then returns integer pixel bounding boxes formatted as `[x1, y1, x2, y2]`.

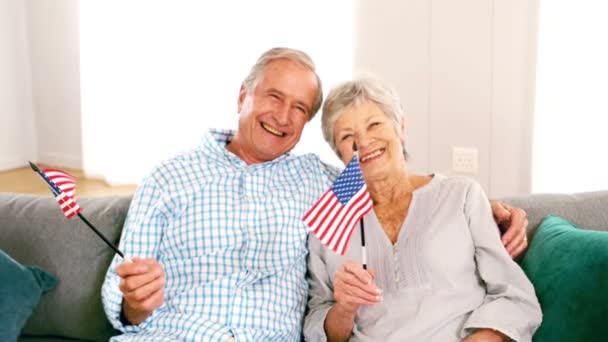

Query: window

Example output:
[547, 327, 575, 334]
[79, 1, 353, 184]
[532, 2, 608, 192]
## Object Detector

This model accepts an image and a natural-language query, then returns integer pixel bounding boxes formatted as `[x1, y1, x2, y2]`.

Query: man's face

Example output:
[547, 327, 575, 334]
[235, 59, 319, 164]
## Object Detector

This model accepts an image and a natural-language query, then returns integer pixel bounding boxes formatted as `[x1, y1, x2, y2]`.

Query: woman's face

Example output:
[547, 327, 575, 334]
[333, 100, 405, 182]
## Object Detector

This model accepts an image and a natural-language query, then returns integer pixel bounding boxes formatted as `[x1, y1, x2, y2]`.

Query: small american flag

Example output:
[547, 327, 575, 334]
[38, 167, 82, 219]
[302, 153, 373, 255]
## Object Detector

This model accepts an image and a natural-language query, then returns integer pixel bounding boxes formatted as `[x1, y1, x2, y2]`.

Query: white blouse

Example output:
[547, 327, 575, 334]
[304, 174, 542, 342]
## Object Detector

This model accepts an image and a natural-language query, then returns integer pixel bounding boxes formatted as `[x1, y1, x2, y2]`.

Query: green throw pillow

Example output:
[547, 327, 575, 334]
[521, 215, 608, 341]
[0, 249, 57, 341]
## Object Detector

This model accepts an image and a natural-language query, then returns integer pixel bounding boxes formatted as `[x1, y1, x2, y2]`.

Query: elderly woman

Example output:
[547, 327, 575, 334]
[304, 77, 542, 342]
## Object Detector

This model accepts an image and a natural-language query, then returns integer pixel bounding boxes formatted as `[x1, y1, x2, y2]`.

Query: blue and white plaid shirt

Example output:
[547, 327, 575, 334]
[102, 129, 337, 341]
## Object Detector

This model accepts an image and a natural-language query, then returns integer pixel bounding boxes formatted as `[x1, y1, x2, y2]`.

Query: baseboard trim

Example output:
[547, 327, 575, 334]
[0, 157, 30, 172]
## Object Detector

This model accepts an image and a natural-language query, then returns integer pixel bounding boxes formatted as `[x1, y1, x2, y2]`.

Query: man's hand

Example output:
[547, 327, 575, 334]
[462, 328, 509, 342]
[116, 257, 165, 325]
[490, 200, 529, 258]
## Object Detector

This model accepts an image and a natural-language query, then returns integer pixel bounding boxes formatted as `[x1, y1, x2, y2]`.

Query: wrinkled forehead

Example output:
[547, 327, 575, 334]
[259, 59, 318, 90]
[334, 100, 390, 125]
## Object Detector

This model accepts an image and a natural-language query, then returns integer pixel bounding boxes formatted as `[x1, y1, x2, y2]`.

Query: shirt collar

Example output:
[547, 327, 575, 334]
[201, 128, 292, 167]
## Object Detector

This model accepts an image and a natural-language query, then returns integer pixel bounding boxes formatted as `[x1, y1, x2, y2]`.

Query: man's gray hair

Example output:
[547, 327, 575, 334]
[243, 47, 323, 120]
[321, 76, 408, 159]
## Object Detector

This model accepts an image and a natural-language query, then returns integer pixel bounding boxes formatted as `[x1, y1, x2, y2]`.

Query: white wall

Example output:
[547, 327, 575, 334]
[79, 1, 351, 185]
[26, 0, 82, 169]
[355, 0, 539, 197]
[0, 0, 37, 171]
[2, 0, 540, 196]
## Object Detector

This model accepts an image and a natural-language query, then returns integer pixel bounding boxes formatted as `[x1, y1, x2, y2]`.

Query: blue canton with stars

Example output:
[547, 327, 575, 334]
[331, 154, 366, 205]
[40, 172, 63, 196]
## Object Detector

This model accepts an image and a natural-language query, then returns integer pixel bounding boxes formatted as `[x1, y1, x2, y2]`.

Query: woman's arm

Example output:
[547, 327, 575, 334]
[462, 182, 542, 341]
[326, 261, 380, 341]
[462, 328, 509, 342]
[304, 236, 381, 341]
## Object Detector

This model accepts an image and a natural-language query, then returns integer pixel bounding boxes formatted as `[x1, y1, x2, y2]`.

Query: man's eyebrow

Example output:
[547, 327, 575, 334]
[267, 88, 312, 113]
[266, 88, 284, 96]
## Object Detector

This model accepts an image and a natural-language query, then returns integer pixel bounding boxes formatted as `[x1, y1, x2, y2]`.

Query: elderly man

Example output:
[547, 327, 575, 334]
[101, 47, 529, 341]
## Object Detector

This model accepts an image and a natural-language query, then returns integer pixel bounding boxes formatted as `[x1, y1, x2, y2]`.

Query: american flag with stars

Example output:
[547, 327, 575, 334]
[34, 165, 82, 219]
[302, 153, 373, 255]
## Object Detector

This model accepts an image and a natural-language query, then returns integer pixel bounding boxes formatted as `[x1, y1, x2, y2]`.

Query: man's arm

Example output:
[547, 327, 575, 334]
[101, 174, 167, 331]
[489, 200, 529, 258]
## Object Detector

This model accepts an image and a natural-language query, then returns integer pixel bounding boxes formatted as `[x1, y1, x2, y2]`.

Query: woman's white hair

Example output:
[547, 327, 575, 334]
[243, 47, 323, 120]
[321, 76, 408, 159]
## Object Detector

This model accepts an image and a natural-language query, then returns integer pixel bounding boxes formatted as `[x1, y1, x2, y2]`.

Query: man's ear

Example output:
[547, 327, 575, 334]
[237, 84, 247, 113]
[400, 112, 407, 141]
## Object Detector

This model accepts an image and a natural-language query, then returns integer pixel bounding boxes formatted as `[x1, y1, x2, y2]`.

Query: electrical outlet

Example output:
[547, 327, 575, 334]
[452, 147, 478, 174]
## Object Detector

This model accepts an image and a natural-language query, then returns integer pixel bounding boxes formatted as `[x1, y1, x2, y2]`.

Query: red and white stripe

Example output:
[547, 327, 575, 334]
[42, 168, 77, 198]
[303, 186, 373, 255]
[42, 168, 81, 219]
[55, 192, 81, 219]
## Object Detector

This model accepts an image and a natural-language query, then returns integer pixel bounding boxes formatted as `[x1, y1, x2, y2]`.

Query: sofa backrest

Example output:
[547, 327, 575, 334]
[3, 189, 606, 339]
[0, 193, 131, 341]
[501, 190, 608, 238]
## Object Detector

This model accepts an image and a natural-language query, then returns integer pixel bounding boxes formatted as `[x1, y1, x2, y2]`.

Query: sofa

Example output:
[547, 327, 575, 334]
[1, 190, 607, 341]
[1, 194, 129, 341]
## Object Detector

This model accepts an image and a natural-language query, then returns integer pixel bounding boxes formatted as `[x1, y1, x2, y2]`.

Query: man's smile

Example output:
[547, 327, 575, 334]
[261, 122, 286, 137]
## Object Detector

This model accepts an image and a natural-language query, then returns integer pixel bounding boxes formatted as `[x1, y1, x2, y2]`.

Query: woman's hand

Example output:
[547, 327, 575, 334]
[324, 261, 382, 342]
[490, 200, 529, 258]
[462, 328, 509, 342]
[333, 261, 382, 315]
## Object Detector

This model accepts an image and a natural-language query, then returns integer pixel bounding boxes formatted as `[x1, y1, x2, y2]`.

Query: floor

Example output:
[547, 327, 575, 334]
[0, 165, 137, 196]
